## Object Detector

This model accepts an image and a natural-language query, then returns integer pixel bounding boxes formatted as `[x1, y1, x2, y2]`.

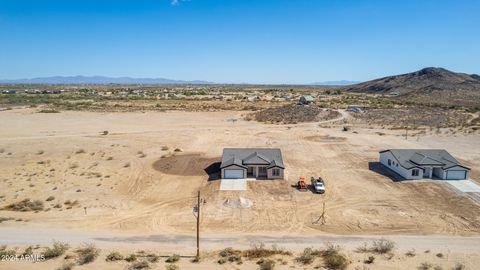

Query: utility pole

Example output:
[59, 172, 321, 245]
[193, 190, 206, 258]
[196, 190, 200, 258]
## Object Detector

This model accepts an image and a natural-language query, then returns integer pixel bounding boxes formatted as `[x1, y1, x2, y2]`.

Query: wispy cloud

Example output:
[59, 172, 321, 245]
[171, 0, 189, 6]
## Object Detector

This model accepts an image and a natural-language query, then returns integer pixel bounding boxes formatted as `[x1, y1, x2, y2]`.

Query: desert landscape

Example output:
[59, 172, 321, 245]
[1, 1, 479, 268]
[0, 99, 479, 269]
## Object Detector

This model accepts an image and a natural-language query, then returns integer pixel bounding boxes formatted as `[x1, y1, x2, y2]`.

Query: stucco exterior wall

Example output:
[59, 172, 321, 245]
[267, 167, 284, 179]
[379, 151, 423, 180]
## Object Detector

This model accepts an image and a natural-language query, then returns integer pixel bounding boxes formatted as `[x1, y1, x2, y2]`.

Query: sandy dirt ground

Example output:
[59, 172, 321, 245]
[0, 108, 480, 269]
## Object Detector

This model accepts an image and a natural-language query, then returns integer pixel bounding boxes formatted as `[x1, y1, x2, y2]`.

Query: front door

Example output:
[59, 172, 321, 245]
[423, 167, 431, 178]
[247, 167, 254, 177]
[258, 166, 267, 177]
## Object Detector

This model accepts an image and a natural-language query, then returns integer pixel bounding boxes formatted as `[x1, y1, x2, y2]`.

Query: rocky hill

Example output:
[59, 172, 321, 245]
[344, 67, 480, 108]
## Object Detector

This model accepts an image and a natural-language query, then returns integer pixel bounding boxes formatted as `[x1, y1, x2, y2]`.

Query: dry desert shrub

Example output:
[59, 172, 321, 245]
[76, 244, 100, 265]
[3, 198, 44, 212]
[0, 217, 14, 223]
[322, 244, 349, 270]
[130, 260, 150, 270]
[22, 246, 33, 256]
[165, 254, 180, 263]
[452, 263, 465, 270]
[257, 258, 276, 270]
[106, 251, 124, 261]
[146, 254, 160, 263]
[0, 248, 16, 257]
[295, 247, 321, 265]
[243, 243, 292, 259]
[405, 249, 416, 257]
[370, 238, 395, 254]
[356, 238, 395, 254]
[165, 264, 178, 270]
[219, 247, 242, 258]
[418, 262, 433, 270]
[42, 241, 69, 259]
[125, 254, 137, 262]
[364, 256, 375, 264]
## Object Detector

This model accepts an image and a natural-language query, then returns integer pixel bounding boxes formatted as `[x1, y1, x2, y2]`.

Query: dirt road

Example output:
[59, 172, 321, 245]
[1, 225, 480, 253]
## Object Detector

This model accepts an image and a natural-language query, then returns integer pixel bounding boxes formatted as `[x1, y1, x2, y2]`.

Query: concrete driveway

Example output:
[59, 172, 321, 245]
[446, 180, 480, 193]
[219, 179, 247, 190]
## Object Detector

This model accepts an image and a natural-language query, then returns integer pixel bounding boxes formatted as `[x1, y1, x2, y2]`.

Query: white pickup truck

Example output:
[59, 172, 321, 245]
[311, 177, 325, 194]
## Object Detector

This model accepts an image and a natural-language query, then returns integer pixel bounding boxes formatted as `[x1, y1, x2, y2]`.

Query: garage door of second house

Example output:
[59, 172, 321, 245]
[446, 170, 466, 180]
[224, 169, 244, 179]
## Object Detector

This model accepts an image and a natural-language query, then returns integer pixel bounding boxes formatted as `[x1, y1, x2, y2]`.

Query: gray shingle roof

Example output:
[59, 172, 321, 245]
[380, 149, 470, 170]
[220, 148, 285, 169]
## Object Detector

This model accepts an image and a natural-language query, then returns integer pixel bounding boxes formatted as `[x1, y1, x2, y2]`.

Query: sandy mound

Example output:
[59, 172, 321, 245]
[223, 197, 253, 208]
[152, 153, 220, 176]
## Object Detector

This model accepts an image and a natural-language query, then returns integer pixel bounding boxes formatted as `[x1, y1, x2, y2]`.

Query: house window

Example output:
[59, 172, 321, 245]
[396, 164, 398, 167]
[259, 167, 267, 174]
[388, 159, 391, 166]
[272, 168, 280, 176]
[412, 169, 420, 177]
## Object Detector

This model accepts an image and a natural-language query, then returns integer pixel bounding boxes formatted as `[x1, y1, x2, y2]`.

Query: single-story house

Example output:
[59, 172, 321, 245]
[379, 149, 470, 180]
[220, 148, 285, 179]
[299, 95, 315, 105]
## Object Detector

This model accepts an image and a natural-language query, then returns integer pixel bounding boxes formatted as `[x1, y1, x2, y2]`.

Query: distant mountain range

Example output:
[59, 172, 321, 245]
[310, 80, 360, 86]
[0, 75, 361, 86]
[344, 67, 480, 107]
[0, 76, 213, 85]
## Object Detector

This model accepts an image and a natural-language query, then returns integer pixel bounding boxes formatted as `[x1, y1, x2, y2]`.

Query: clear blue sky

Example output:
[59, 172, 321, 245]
[0, 0, 479, 84]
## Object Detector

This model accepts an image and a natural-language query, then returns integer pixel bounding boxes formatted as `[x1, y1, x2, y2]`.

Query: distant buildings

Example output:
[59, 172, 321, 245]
[299, 95, 315, 105]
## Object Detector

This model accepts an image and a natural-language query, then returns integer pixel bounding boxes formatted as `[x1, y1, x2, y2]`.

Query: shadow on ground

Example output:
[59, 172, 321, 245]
[204, 162, 221, 181]
[368, 162, 405, 182]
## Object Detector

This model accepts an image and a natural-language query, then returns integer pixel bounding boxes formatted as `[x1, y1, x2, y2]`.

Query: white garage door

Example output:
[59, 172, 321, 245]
[224, 169, 244, 179]
[445, 170, 466, 180]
